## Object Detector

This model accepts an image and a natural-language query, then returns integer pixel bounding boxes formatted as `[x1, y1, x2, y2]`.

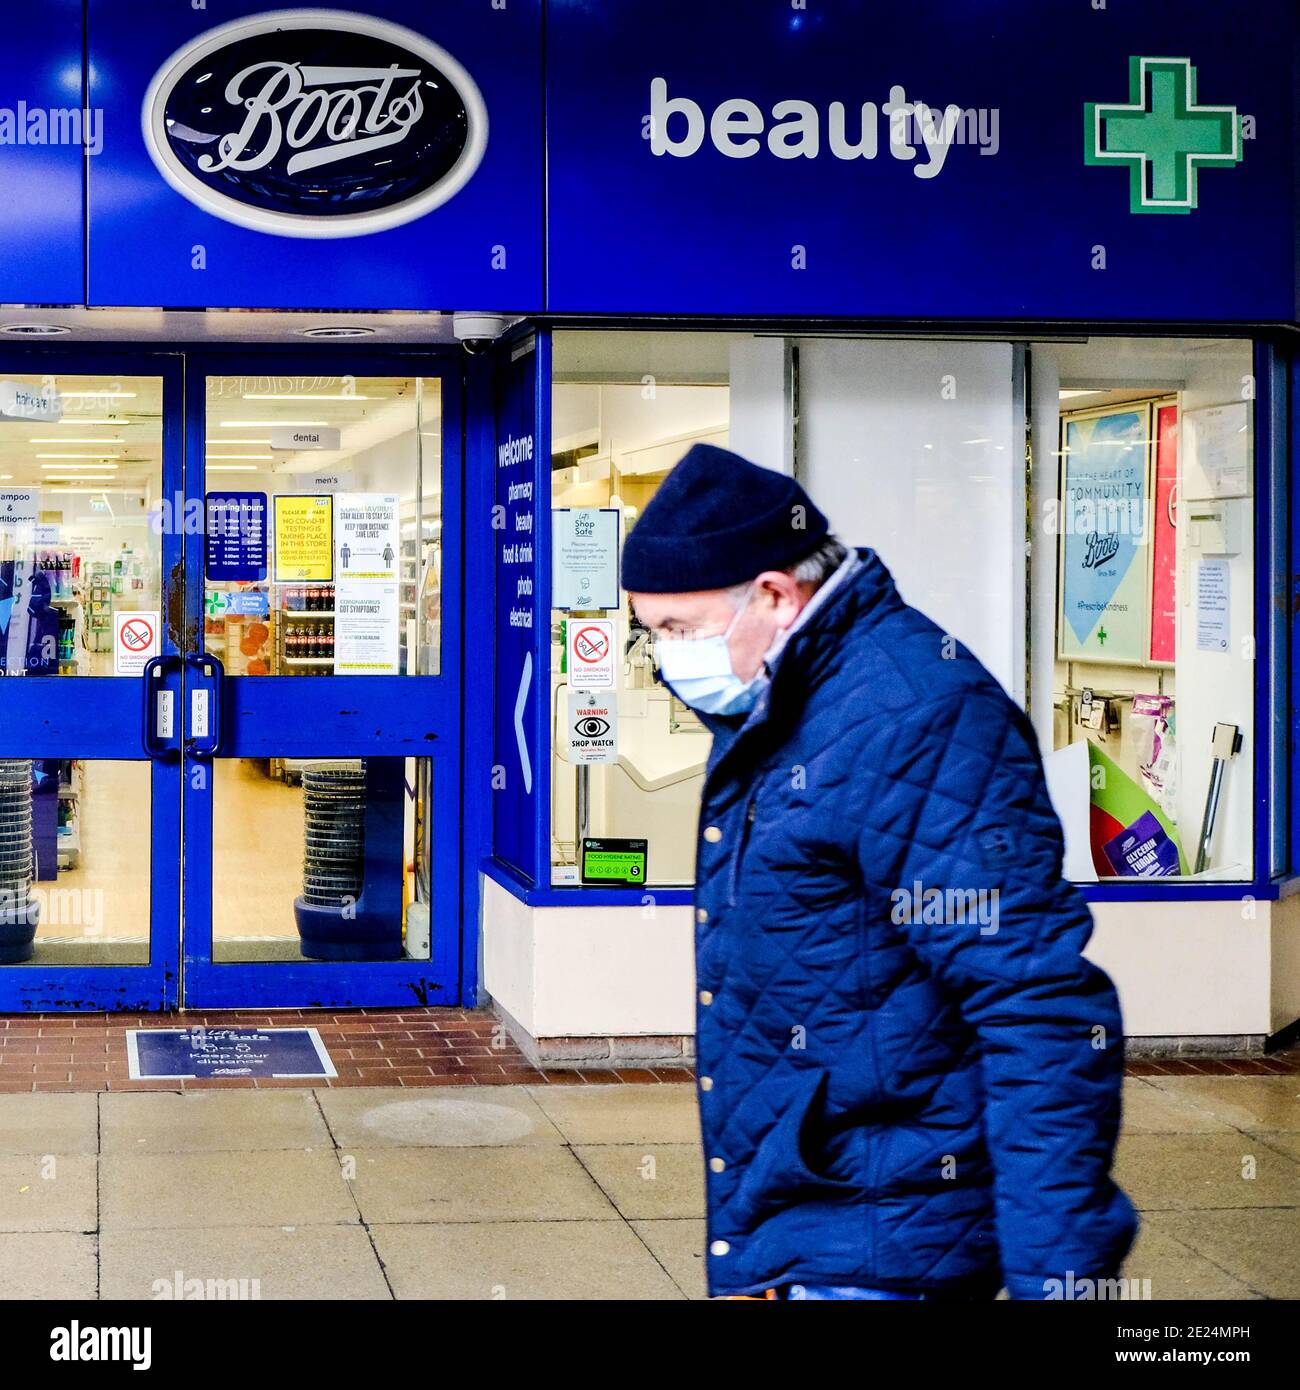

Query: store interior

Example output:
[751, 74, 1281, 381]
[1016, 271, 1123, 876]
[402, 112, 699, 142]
[0, 371, 441, 966]
[549, 332, 1259, 889]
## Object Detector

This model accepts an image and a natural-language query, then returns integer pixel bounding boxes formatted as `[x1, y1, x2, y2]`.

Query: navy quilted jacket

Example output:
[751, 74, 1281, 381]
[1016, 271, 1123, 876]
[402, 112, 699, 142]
[691, 549, 1137, 1299]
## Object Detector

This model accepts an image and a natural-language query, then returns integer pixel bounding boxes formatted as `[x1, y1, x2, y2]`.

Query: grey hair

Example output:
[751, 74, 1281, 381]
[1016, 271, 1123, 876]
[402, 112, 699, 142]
[725, 534, 849, 599]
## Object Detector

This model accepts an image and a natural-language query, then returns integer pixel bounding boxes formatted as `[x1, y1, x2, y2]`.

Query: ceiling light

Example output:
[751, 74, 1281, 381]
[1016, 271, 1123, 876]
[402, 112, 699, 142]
[56, 417, 125, 426]
[207, 438, 271, 446]
[243, 393, 372, 401]
[57, 391, 137, 400]
[299, 325, 376, 339]
[50, 486, 144, 494]
[29, 437, 124, 445]
[0, 323, 70, 336]
[1058, 389, 1099, 399]
[207, 464, 260, 472]
[43, 474, 118, 482]
[220, 420, 328, 428]
[36, 453, 123, 460]
[207, 454, 272, 461]
[40, 462, 118, 470]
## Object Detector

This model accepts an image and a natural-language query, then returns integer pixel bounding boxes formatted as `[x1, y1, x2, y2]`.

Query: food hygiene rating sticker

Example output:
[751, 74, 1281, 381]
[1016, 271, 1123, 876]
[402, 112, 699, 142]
[581, 838, 647, 885]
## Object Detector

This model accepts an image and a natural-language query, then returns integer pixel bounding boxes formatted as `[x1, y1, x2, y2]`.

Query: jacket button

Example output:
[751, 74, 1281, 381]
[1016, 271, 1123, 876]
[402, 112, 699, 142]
[703, 826, 722, 843]
[699, 990, 713, 1006]
[709, 1157, 726, 1173]
[699, 1076, 713, 1091]
[696, 907, 708, 923]
[710, 1240, 730, 1257]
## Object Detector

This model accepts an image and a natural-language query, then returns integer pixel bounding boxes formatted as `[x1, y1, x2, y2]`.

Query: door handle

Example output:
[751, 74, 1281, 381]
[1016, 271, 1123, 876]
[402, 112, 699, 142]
[141, 654, 182, 761]
[184, 651, 225, 758]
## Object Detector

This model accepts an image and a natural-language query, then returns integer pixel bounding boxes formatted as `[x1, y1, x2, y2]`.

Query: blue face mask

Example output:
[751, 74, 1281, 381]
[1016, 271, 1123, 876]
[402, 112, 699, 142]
[654, 585, 770, 716]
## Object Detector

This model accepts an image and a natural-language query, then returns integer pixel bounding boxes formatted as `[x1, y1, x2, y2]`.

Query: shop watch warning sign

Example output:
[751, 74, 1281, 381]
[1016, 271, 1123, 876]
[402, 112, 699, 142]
[568, 692, 617, 764]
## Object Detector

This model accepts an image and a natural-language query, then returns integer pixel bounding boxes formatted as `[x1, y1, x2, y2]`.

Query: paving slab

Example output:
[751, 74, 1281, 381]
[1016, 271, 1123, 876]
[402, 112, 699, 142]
[630, 1218, 708, 1300]
[0, 1233, 96, 1298]
[371, 1220, 684, 1300]
[1142, 1076, 1300, 1132]
[1152, 1208, 1300, 1301]
[1115, 1133, 1300, 1211]
[574, 1144, 705, 1220]
[100, 1224, 390, 1300]
[345, 1146, 617, 1224]
[100, 1090, 332, 1153]
[526, 1083, 700, 1145]
[0, 1094, 99, 1156]
[100, 1151, 357, 1230]
[317, 1086, 564, 1148]
[0, 1155, 96, 1233]
[1120, 1079, 1235, 1135]
[1121, 1216, 1262, 1300]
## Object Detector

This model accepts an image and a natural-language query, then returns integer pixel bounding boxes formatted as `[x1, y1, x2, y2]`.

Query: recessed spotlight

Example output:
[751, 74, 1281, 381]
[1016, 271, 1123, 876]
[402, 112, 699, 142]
[0, 323, 70, 337]
[299, 325, 377, 339]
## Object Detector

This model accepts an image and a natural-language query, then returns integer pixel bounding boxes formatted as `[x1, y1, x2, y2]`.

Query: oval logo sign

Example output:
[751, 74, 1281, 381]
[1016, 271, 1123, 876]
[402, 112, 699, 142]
[142, 10, 488, 238]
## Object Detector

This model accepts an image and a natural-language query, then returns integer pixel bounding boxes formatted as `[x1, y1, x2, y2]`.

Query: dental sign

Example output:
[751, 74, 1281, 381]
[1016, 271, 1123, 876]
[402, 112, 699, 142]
[141, 10, 488, 238]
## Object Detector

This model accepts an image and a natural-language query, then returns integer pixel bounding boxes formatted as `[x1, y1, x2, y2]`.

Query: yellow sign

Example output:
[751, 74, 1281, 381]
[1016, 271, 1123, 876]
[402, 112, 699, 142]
[273, 495, 333, 582]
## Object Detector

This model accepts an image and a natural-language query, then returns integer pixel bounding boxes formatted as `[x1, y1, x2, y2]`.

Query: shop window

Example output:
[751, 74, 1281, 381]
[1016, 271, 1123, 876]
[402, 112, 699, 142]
[0, 374, 162, 676]
[549, 332, 763, 886]
[1031, 339, 1257, 883]
[211, 755, 433, 963]
[547, 332, 1266, 892]
[202, 375, 442, 678]
[0, 758, 151, 966]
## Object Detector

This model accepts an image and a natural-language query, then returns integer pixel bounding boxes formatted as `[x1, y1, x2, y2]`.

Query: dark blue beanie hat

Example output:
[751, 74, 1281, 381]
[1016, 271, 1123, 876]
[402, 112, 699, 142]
[620, 443, 830, 593]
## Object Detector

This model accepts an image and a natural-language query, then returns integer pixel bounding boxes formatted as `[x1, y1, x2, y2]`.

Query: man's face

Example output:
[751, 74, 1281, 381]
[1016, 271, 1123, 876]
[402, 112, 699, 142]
[630, 571, 808, 682]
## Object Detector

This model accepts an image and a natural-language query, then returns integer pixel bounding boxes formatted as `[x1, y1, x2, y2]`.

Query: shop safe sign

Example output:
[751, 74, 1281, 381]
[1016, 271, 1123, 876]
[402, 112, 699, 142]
[140, 10, 489, 238]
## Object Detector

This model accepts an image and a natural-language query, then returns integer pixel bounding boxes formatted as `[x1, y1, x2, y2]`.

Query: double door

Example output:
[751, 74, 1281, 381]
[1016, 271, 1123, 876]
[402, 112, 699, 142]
[0, 351, 463, 1011]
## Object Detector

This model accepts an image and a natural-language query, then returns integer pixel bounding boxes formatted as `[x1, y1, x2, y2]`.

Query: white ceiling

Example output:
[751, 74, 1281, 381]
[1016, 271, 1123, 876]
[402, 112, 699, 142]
[0, 306, 516, 344]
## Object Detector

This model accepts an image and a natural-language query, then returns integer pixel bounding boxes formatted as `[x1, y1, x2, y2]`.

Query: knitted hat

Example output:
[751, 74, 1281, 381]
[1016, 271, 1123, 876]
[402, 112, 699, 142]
[620, 443, 829, 593]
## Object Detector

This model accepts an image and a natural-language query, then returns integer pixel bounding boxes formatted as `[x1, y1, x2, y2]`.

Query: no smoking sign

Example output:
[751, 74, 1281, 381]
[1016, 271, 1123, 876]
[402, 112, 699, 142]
[566, 618, 615, 690]
[115, 610, 160, 675]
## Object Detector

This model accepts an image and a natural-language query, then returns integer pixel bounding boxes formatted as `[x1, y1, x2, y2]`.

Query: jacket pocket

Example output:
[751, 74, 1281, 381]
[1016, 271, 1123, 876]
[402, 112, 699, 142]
[727, 1070, 857, 1227]
[725, 795, 759, 907]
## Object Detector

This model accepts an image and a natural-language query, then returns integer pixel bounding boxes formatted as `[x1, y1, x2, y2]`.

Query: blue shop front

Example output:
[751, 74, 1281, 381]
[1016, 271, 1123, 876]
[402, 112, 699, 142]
[0, 1, 1296, 1058]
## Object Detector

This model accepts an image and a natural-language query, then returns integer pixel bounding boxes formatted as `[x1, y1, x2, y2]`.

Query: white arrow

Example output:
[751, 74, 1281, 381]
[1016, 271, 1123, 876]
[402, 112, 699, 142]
[514, 652, 533, 794]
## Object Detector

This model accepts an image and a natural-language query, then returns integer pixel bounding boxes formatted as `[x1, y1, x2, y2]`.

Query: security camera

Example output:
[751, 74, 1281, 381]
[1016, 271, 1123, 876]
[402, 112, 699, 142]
[453, 312, 507, 355]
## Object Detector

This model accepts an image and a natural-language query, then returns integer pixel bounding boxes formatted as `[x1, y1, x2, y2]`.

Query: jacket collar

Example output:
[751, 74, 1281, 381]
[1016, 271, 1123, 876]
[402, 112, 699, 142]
[700, 548, 900, 772]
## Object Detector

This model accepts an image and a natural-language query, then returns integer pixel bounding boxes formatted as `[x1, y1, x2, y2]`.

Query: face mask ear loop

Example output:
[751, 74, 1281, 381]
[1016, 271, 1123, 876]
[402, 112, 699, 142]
[722, 582, 758, 641]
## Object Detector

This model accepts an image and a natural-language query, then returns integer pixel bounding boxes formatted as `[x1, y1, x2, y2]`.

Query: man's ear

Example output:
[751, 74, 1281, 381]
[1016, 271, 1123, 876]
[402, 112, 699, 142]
[755, 570, 805, 621]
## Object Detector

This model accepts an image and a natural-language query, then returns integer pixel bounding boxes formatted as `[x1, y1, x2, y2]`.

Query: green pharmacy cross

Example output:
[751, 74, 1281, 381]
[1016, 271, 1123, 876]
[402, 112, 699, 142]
[1085, 57, 1241, 213]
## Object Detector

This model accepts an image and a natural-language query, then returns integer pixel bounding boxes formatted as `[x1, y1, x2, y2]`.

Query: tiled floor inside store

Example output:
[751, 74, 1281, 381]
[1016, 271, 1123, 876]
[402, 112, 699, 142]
[0, 1072, 1293, 1299]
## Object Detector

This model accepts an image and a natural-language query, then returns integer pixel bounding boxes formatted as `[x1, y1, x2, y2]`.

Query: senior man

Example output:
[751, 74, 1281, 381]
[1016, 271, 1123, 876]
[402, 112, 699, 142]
[621, 442, 1136, 1301]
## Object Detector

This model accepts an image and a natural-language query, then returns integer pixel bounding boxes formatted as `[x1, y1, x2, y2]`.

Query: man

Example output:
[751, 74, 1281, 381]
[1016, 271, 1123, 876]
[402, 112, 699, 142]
[621, 443, 1137, 1301]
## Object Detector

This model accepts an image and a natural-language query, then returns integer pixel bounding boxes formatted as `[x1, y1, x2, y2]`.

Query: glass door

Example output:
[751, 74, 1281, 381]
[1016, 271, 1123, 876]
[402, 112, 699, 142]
[181, 357, 462, 1007]
[0, 353, 182, 1011]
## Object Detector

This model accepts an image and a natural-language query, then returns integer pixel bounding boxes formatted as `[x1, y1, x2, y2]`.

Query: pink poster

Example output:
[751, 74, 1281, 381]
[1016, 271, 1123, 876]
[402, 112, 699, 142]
[1149, 404, 1178, 664]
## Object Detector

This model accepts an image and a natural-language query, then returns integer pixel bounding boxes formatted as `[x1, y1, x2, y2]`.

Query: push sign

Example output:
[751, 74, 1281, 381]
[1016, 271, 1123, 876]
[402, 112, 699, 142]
[568, 692, 617, 764]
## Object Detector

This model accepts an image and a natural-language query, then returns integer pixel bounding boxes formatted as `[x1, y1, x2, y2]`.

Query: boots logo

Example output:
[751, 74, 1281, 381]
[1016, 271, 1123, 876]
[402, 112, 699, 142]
[142, 10, 488, 238]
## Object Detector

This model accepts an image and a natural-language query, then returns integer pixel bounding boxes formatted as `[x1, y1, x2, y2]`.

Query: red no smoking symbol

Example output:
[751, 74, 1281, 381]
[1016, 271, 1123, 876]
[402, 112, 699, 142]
[574, 626, 609, 663]
[121, 617, 154, 651]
